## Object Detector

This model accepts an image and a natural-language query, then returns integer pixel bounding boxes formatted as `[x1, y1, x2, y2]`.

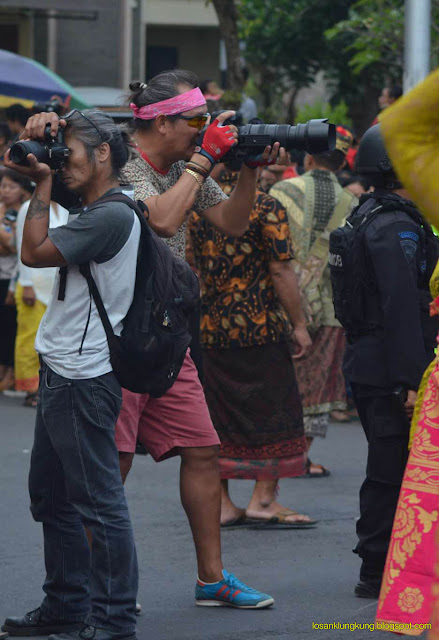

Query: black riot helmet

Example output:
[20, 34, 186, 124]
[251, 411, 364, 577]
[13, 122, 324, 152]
[356, 124, 402, 189]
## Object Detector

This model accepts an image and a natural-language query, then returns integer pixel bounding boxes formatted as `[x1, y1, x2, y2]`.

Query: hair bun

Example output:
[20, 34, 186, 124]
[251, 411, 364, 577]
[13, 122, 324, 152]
[129, 81, 147, 92]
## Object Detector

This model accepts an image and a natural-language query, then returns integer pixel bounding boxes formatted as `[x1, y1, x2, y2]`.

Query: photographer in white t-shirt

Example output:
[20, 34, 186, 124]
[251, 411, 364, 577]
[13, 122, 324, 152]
[1, 109, 140, 640]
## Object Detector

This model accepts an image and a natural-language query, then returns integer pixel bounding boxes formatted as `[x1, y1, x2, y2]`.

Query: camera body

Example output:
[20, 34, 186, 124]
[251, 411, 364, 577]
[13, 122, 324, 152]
[204, 111, 336, 162]
[9, 124, 70, 171]
[32, 98, 65, 117]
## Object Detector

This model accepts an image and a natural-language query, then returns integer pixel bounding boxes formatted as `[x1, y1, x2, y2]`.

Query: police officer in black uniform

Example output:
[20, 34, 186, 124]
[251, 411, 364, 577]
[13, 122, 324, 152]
[330, 124, 438, 599]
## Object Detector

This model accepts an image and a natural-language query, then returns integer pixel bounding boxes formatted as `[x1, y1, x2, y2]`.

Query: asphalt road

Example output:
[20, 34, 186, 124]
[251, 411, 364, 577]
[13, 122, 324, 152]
[0, 394, 427, 640]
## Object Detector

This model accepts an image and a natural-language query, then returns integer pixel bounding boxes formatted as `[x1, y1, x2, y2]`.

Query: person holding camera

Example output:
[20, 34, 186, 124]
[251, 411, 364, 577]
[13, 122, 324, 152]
[115, 69, 286, 609]
[2, 110, 140, 640]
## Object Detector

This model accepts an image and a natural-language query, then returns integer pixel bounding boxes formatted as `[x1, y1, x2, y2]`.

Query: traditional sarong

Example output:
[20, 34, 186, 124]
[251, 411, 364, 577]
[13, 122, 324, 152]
[14, 283, 46, 392]
[376, 360, 439, 634]
[294, 325, 347, 418]
[203, 342, 306, 480]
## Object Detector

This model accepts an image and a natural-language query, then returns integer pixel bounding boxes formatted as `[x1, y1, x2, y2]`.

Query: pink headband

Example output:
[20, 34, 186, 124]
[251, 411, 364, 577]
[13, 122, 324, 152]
[130, 87, 206, 120]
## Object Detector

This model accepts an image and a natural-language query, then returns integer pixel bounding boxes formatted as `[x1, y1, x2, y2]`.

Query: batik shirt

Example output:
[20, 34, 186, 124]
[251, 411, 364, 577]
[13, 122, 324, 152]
[188, 172, 294, 349]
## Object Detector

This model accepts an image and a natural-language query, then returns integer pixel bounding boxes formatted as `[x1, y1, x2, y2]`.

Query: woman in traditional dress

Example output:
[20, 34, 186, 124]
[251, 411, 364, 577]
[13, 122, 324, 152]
[375, 68, 439, 638]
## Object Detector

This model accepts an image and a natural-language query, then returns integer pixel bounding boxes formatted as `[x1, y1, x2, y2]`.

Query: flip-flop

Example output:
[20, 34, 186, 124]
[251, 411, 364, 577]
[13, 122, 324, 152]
[303, 459, 331, 478]
[330, 410, 351, 423]
[221, 514, 253, 529]
[246, 509, 318, 529]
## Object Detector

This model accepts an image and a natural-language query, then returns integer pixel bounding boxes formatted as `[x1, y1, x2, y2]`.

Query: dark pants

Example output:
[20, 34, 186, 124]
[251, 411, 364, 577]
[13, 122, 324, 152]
[351, 384, 410, 581]
[0, 279, 16, 367]
[29, 362, 138, 633]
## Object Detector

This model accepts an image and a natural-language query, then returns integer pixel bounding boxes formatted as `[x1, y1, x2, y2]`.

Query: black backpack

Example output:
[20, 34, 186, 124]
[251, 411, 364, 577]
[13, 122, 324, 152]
[329, 193, 438, 335]
[64, 193, 200, 396]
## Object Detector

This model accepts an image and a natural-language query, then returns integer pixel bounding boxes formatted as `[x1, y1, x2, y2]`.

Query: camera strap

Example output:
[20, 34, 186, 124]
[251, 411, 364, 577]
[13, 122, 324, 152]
[58, 267, 68, 301]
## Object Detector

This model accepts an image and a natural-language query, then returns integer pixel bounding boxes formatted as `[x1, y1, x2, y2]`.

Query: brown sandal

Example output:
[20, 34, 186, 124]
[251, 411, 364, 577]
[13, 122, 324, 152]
[304, 459, 331, 478]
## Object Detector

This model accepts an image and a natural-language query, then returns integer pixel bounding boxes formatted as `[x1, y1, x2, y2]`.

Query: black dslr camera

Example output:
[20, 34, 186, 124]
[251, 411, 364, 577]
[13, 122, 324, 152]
[9, 124, 70, 171]
[202, 111, 336, 162]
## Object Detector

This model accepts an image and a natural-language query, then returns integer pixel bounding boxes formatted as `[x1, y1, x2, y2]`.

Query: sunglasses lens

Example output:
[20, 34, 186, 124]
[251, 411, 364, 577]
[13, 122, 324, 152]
[186, 115, 209, 128]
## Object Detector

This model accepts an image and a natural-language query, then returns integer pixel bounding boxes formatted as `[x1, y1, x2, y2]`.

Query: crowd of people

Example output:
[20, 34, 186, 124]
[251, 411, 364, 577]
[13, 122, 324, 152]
[0, 66, 437, 640]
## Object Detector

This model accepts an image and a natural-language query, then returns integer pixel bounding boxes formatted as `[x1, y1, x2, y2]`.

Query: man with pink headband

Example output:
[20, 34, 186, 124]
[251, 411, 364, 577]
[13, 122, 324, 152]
[116, 69, 287, 610]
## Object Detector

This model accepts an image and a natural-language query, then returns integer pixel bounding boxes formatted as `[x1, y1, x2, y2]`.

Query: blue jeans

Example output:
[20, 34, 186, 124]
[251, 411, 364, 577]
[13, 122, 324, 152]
[29, 362, 138, 634]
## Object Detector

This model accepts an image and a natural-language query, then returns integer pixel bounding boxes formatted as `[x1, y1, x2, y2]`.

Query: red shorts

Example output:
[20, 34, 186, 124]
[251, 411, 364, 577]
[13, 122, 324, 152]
[115, 351, 220, 461]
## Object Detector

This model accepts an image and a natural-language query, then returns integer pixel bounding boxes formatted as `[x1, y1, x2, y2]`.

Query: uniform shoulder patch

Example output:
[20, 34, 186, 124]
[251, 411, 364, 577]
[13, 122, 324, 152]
[398, 230, 419, 242]
[398, 230, 418, 263]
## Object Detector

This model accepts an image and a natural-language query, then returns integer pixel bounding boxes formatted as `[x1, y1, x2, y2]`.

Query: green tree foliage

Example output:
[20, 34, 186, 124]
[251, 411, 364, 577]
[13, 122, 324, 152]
[296, 100, 353, 128]
[327, 0, 439, 78]
[236, 0, 384, 130]
[238, 0, 353, 111]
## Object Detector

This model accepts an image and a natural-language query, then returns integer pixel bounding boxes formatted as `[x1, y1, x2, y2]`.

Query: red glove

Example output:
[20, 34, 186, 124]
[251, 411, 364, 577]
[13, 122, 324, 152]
[244, 153, 276, 169]
[199, 118, 236, 165]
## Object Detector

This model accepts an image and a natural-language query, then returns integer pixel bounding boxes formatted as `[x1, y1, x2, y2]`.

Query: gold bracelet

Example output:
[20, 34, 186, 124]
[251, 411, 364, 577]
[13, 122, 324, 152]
[185, 168, 204, 189]
[186, 162, 210, 179]
[187, 160, 211, 177]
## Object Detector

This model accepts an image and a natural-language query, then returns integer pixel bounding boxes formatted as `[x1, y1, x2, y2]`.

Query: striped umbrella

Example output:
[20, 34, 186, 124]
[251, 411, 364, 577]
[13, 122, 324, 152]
[0, 49, 90, 110]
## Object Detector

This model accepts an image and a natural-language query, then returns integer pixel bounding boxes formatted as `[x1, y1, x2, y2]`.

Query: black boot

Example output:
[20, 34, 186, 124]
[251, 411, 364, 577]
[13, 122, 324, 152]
[354, 562, 383, 599]
[48, 625, 137, 640]
[2, 607, 84, 637]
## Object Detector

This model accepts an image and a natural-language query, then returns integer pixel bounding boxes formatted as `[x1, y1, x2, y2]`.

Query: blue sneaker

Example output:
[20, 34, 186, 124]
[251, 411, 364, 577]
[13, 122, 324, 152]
[195, 569, 274, 609]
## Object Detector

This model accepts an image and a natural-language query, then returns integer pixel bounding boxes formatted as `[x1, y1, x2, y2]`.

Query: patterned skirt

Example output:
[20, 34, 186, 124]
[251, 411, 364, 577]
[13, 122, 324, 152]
[202, 341, 306, 480]
[294, 325, 347, 415]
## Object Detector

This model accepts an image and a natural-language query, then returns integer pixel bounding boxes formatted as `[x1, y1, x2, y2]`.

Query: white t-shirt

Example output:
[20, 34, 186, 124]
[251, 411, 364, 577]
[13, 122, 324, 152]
[35, 188, 141, 379]
[15, 200, 69, 306]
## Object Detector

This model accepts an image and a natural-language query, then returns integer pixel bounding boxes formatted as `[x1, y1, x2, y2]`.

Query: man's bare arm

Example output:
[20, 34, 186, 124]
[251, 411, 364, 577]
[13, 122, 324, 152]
[21, 179, 66, 268]
[269, 259, 312, 358]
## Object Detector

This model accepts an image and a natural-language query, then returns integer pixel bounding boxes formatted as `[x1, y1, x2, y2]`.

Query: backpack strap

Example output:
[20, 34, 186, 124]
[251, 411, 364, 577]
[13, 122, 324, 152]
[79, 262, 119, 351]
[57, 192, 149, 303]
[58, 266, 68, 300]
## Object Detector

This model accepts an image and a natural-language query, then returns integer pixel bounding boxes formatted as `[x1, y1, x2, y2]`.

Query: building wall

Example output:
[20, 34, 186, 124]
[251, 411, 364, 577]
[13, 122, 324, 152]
[33, 16, 48, 65]
[147, 26, 221, 83]
[54, 0, 122, 87]
[131, 0, 144, 82]
[0, 0, 221, 88]
[0, 9, 35, 57]
[144, 0, 218, 27]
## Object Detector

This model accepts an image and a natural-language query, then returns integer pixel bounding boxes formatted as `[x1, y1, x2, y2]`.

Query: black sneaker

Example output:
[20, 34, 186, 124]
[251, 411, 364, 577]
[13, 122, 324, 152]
[1, 607, 84, 637]
[48, 625, 137, 639]
[354, 580, 381, 599]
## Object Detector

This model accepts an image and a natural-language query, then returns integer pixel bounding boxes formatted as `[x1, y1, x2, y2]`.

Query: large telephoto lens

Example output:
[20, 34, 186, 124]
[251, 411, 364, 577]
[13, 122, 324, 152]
[289, 119, 336, 153]
[238, 119, 336, 155]
[9, 140, 49, 166]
